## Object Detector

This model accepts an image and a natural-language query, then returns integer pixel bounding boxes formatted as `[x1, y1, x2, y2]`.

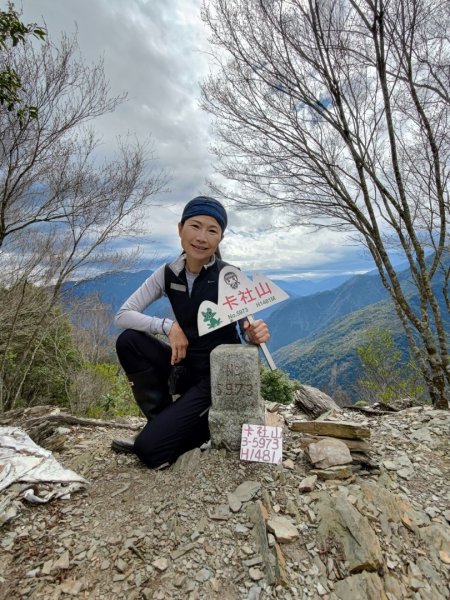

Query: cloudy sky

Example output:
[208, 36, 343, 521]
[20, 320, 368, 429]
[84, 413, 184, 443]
[21, 0, 378, 281]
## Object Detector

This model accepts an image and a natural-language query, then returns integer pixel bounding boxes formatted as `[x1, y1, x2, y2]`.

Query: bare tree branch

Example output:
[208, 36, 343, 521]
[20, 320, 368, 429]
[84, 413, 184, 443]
[202, 0, 449, 408]
[0, 31, 168, 412]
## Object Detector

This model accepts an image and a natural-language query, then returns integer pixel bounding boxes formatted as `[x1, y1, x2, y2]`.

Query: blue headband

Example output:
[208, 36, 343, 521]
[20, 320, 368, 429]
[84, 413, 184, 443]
[181, 196, 227, 232]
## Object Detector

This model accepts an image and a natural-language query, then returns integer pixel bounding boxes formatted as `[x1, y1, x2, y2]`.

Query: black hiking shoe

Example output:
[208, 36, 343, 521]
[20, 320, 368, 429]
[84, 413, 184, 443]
[111, 437, 135, 454]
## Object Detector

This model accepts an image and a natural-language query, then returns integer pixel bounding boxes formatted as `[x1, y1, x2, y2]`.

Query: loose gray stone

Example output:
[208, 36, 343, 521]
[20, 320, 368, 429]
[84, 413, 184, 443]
[52, 551, 70, 571]
[294, 385, 341, 419]
[247, 502, 278, 586]
[267, 516, 299, 543]
[232, 480, 261, 503]
[25, 568, 40, 578]
[397, 467, 415, 479]
[418, 523, 450, 554]
[227, 493, 242, 513]
[152, 558, 168, 572]
[41, 559, 53, 575]
[59, 577, 85, 595]
[299, 475, 318, 493]
[173, 447, 202, 472]
[306, 438, 353, 468]
[409, 428, 434, 443]
[249, 567, 264, 581]
[209, 504, 231, 521]
[235, 524, 250, 536]
[115, 558, 127, 573]
[310, 465, 353, 480]
[247, 586, 262, 600]
[316, 581, 327, 595]
[425, 506, 440, 519]
[195, 568, 211, 582]
[209, 345, 265, 450]
[382, 460, 398, 471]
[290, 420, 370, 439]
[243, 556, 263, 567]
[172, 542, 197, 560]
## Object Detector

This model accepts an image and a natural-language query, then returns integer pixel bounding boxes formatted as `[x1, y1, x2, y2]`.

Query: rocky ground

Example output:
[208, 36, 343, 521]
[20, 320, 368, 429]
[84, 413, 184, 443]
[0, 403, 449, 600]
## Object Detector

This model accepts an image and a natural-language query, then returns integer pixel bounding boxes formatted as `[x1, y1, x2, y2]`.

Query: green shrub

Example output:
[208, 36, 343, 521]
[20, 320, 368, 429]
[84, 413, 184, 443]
[356, 328, 426, 405]
[0, 286, 84, 411]
[76, 363, 140, 418]
[260, 366, 300, 405]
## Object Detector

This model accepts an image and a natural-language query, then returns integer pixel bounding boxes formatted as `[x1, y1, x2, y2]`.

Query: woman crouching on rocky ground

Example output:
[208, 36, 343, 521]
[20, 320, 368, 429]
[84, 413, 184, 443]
[111, 196, 270, 469]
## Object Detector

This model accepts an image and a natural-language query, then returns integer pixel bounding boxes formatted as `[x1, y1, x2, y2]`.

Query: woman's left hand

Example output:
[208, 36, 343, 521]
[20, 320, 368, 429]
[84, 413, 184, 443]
[243, 319, 270, 345]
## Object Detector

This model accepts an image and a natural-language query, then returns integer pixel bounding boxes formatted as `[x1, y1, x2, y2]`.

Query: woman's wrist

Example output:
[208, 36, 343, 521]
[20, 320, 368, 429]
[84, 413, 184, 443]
[161, 318, 174, 336]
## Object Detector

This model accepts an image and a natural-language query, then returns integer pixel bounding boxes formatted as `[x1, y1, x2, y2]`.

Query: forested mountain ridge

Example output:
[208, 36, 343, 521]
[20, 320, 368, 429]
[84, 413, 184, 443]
[272, 265, 449, 400]
[274, 298, 403, 399]
[265, 257, 445, 353]
[266, 272, 387, 352]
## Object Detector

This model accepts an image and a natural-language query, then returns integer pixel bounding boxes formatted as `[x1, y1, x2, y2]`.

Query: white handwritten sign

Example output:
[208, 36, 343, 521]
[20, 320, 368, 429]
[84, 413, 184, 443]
[240, 424, 283, 464]
[197, 267, 289, 336]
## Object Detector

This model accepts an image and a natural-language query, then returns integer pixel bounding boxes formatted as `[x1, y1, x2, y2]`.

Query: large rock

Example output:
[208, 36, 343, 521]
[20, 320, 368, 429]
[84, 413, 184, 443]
[418, 523, 450, 556]
[209, 345, 265, 450]
[305, 438, 353, 468]
[294, 384, 341, 418]
[246, 501, 277, 585]
[317, 492, 383, 574]
[334, 572, 388, 600]
[227, 481, 261, 512]
[229, 480, 261, 503]
[267, 516, 299, 543]
[290, 420, 370, 440]
[298, 475, 317, 493]
[357, 481, 430, 534]
[310, 465, 353, 480]
[297, 434, 370, 451]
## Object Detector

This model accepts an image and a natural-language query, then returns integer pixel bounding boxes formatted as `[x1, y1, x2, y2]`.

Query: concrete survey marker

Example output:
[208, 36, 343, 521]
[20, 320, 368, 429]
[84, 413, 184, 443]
[209, 345, 265, 450]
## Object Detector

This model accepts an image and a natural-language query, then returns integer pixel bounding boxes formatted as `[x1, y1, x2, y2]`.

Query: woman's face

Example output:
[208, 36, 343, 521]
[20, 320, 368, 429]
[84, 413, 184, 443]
[178, 215, 223, 266]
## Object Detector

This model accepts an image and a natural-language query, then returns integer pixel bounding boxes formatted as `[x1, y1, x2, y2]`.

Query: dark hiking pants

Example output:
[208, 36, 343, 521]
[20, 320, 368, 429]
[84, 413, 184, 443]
[116, 329, 211, 468]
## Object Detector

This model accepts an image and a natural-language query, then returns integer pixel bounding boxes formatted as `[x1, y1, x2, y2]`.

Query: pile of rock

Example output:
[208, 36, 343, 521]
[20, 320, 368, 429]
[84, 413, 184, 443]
[289, 420, 375, 480]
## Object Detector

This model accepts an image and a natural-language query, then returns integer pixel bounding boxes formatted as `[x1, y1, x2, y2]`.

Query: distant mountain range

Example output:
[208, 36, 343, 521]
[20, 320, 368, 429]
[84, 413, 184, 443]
[265, 272, 388, 352]
[62, 269, 353, 319]
[63, 259, 448, 401]
[270, 274, 351, 297]
[273, 298, 405, 398]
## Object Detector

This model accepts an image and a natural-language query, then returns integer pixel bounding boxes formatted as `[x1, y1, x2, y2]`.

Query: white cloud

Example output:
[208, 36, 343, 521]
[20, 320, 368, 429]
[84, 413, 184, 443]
[20, 0, 377, 279]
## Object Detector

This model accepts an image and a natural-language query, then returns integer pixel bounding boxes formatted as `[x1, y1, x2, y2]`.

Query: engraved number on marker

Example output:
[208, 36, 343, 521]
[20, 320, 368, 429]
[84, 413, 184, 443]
[216, 383, 253, 395]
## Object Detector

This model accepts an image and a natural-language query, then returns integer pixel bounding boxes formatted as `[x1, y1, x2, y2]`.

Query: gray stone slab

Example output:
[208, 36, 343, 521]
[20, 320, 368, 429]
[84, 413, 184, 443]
[209, 344, 265, 450]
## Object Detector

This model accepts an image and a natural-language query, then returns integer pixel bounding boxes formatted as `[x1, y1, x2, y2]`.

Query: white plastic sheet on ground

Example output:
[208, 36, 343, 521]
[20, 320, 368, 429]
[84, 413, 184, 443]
[0, 426, 87, 508]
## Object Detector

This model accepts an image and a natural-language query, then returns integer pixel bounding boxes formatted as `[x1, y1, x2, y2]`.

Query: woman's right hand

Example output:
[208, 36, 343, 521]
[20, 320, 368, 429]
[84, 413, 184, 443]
[168, 321, 189, 365]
